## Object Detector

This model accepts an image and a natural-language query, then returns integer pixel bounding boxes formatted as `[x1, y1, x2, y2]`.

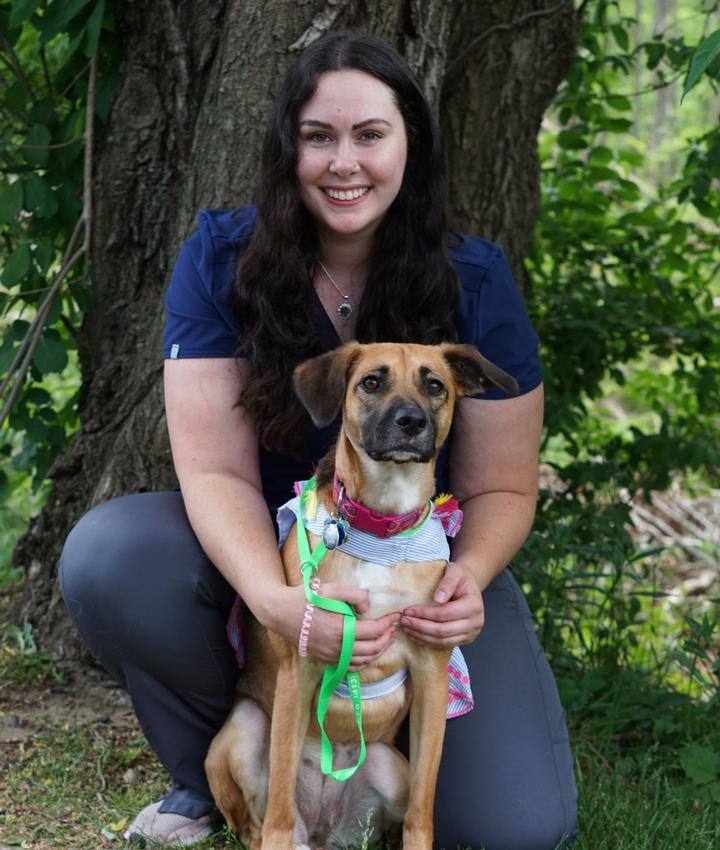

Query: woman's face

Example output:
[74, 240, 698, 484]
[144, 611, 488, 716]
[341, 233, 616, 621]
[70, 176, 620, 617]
[296, 69, 408, 247]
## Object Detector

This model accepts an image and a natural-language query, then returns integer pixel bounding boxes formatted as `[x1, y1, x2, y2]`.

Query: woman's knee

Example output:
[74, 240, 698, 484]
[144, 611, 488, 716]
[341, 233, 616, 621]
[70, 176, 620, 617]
[60, 492, 193, 605]
[58, 490, 235, 643]
[474, 808, 578, 850]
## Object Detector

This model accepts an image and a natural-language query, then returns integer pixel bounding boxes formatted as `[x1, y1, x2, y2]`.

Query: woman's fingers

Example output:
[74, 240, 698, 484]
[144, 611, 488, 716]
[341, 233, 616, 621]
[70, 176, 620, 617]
[319, 581, 370, 614]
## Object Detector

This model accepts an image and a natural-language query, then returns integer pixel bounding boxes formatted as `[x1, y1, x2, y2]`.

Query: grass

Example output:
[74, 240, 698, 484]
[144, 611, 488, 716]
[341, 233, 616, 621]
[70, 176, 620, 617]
[1, 644, 719, 850]
[573, 744, 720, 850]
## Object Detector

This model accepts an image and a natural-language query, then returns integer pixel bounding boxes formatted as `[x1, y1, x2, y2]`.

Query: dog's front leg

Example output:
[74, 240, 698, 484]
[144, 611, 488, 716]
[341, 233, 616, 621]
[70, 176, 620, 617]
[261, 654, 321, 850]
[402, 648, 452, 850]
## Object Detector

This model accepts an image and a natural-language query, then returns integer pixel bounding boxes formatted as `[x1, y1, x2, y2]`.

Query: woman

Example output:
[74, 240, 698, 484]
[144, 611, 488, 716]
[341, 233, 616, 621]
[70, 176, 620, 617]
[60, 31, 578, 849]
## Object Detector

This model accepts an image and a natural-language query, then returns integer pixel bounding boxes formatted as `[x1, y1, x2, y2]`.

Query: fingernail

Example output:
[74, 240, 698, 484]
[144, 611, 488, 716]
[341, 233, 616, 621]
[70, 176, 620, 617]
[435, 590, 447, 602]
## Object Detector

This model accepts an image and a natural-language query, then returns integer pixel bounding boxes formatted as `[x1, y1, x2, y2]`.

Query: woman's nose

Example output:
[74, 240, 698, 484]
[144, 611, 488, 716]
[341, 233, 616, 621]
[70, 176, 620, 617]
[329, 139, 359, 175]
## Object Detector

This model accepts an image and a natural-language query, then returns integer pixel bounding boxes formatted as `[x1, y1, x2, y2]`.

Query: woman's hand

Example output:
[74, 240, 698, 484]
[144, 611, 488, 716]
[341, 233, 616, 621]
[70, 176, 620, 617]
[268, 583, 401, 672]
[399, 561, 485, 647]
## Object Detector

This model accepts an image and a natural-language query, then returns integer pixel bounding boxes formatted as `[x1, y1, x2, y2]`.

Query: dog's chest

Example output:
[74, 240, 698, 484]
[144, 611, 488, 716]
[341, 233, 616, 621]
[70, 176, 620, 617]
[317, 549, 445, 621]
[347, 559, 440, 618]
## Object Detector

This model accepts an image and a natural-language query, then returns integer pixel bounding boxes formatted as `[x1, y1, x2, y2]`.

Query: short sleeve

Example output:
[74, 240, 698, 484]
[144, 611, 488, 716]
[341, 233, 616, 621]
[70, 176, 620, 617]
[475, 247, 542, 399]
[162, 217, 241, 359]
[453, 240, 543, 400]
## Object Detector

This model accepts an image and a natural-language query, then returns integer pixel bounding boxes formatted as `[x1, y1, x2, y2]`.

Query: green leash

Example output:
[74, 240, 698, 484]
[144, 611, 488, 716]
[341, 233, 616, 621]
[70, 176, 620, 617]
[296, 476, 366, 782]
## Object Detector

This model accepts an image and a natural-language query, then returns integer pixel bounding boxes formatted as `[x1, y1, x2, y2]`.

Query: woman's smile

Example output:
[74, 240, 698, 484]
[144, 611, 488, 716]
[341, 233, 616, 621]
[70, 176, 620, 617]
[321, 186, 372, 203]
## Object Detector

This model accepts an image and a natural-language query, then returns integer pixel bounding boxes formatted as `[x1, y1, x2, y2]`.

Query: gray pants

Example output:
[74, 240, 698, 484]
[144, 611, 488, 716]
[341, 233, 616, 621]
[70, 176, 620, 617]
[59, 491, 578, 850]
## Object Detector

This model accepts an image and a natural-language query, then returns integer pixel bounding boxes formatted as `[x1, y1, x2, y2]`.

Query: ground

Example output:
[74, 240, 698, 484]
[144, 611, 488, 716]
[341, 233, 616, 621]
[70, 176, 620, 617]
[0, 581, 232, 850]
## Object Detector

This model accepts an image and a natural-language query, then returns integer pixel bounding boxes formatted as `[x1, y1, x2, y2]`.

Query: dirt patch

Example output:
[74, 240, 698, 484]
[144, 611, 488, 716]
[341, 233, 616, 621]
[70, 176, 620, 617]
[0, 664, 134, 744]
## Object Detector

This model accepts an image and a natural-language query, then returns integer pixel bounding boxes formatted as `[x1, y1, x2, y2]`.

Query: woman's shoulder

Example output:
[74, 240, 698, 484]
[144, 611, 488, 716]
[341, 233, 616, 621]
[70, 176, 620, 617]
[190, 205, 258, 262]
[448, 231, 508, 294]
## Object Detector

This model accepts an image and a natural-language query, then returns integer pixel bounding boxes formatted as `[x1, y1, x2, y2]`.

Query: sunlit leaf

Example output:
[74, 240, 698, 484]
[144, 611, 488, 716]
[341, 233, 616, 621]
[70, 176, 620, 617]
[682, 29, 720, 100]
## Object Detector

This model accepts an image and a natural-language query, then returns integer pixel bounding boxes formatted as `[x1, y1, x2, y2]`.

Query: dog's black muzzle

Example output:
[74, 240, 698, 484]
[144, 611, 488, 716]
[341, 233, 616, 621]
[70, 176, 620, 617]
[362, 399, 437, 463]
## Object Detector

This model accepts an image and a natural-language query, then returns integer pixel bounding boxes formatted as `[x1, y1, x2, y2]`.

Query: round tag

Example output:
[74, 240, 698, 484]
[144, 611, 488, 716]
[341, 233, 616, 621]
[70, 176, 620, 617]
[322, 517, 347, 549]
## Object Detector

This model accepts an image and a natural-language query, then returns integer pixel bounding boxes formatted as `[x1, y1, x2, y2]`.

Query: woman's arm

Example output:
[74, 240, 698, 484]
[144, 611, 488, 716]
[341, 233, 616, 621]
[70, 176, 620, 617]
[399, 383, 544, 645]
[164, 357, 398, 668]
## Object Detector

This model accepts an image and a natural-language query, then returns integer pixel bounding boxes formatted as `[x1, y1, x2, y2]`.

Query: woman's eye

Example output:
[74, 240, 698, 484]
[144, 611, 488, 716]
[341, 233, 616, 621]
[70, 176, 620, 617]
[360, 130, 381, 142]
[362, 376, 380, 391]
[427, 379, 445, 396]
[307, 132, 331, 143]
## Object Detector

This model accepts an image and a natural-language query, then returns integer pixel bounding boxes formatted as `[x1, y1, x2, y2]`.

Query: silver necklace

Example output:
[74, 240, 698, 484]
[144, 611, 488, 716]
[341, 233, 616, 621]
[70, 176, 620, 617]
[316, 259, 355, 320]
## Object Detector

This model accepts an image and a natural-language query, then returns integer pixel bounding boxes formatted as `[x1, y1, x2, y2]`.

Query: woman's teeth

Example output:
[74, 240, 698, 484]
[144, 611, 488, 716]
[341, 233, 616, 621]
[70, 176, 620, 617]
[324, 187, 370, 201]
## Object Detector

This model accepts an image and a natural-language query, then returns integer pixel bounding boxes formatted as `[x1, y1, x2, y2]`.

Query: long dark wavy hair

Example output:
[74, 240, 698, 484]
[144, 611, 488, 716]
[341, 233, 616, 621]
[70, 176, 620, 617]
[235, 30, 460, 456]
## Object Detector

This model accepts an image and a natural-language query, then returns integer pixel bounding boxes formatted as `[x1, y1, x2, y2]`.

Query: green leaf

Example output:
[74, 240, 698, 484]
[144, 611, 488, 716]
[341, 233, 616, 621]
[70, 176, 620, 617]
[611, 24, 630, 52]
[29, 97, 54, 125]
[94, 71, 118, 122]
[682, 29, 720, 100]
[588, 146, 613, 165]
[68, 280, 94, 312]
[0, 334, 19, 373]
[25, 175, 58, 219]
[2, 244, 31, 286]
[558, 130, 589, 150]
[22, 124, 52, 167]
[27, 387, 52, 404]
[33, 241, 56, 274]
[84, 0, 105, 57]
[33, 335, 68, 374]
[8, 0, 42, 28]
[680, 745, 720, 785]
[607, 95, 632, 112]
[38, 0, 92, 43]
[0, 180, 24, 224]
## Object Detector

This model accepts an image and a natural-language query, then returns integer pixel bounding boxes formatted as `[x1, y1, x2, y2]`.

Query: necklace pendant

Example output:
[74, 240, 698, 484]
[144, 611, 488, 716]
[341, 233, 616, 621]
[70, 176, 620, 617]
[337, 300, 353, 320]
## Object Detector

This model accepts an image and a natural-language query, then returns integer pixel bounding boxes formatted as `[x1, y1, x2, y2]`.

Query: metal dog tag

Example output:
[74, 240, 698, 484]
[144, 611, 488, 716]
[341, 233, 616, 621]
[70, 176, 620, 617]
[322, 517, 347, 550]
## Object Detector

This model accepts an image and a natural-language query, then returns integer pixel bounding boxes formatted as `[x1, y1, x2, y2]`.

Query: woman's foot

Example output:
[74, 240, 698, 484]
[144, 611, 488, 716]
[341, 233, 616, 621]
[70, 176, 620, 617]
[123, 800, 213, 846]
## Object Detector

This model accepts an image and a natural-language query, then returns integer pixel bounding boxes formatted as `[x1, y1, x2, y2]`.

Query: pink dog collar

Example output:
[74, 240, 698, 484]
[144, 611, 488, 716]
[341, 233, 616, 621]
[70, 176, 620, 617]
[332, 473, 428, 538]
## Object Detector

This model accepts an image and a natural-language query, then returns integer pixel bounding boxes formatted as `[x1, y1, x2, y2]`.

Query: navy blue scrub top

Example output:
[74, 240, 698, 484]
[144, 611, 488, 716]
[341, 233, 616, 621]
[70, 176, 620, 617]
[163, 206, 542, 512]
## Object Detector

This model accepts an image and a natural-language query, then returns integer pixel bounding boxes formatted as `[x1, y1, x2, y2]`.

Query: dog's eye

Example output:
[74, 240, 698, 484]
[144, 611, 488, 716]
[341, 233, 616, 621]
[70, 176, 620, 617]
[427, 379, 445, 396]
[362, 375, 381, 392]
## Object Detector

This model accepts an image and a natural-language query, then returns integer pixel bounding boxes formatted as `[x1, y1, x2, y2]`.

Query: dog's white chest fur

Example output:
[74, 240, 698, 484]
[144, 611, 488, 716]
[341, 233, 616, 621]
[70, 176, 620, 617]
[349, 559, 435, 618]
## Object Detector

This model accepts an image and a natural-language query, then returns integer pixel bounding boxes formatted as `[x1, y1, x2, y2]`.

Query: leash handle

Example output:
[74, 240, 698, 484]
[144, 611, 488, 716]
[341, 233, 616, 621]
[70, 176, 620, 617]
[296, 477, 366, 781]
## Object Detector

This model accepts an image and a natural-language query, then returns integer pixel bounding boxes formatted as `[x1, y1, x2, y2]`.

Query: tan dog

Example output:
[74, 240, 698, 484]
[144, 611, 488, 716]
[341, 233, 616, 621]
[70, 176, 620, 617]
[205, 342, 517, 850]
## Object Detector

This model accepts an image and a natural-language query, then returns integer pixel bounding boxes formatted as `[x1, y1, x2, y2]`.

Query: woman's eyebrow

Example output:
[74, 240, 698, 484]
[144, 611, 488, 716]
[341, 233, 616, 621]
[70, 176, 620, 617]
[299, 118, 392, 130]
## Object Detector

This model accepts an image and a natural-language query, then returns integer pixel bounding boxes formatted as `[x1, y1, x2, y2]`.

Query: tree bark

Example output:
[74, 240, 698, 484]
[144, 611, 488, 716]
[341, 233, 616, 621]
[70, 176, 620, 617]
[12, 0, 578, 659]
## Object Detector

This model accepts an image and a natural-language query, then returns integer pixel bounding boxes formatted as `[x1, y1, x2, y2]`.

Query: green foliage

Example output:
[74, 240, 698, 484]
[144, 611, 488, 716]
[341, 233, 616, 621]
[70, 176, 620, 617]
[0, 0, 119, 510]
[520, 1, 720, 801]
[683, 28, 720, 99]
[0, 620, 65, 683]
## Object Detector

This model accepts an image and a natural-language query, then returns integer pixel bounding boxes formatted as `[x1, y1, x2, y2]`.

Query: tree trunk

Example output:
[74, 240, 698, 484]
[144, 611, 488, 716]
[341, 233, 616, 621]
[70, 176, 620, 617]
[13, 0, 578, 659]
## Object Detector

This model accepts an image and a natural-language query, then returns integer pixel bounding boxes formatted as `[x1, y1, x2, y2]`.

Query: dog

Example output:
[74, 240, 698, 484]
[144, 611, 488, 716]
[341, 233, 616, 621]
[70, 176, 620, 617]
[205, 342, 517, 850]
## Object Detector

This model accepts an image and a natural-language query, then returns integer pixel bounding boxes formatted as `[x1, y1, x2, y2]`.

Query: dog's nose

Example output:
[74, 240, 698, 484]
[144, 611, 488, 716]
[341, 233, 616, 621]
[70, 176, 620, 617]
[394, 405, 427, 436]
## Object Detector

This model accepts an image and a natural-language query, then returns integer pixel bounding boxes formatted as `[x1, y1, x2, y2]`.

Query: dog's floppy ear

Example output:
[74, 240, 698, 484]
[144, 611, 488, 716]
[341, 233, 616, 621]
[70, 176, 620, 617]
[293, 343, 361, 427]
[442, 344, 519, 398]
